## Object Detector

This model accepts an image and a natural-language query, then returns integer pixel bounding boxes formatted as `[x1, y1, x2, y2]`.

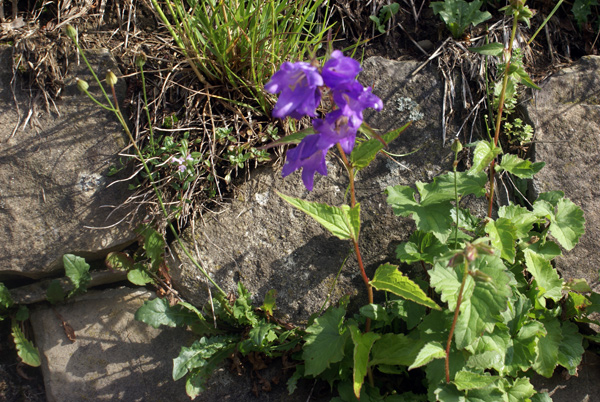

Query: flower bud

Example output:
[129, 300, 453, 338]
[76, 78, 89, 92]
[65, 25, 78, 42]
[451, 139, 463, 153]
[470, 270, 493, 283]
[106, 70, 118, 86]
[135, 53, 147, 69]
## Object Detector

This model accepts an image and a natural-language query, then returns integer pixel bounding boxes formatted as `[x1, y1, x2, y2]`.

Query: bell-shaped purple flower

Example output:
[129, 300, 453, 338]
[314, 109, 358, 155]
[282, 134, 329, 191]
[321, 50, 362, 89]
[265, 62, 323, 119]
[333, 81, 383, 129]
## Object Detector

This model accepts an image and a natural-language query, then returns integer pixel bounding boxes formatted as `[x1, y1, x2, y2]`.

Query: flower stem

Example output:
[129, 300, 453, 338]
[487, 14, 519, 218]
[445, 259, 469, 383]
[336, 144, 373, 332]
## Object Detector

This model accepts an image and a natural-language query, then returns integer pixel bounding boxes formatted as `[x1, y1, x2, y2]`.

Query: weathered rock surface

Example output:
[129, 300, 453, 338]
[526, 55, 600, 290]
[29, 286, 328, 402]
[169, 57, 458, 323]
[0, 46, 140, 280]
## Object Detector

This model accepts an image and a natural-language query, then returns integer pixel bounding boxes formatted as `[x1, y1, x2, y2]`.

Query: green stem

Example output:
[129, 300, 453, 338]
[71, 30, 228, 298]
[528, 0, 564, 45]
[453, 157, 460, 250]
[445, 259, 469, 383]
[487, 14, 519, 218]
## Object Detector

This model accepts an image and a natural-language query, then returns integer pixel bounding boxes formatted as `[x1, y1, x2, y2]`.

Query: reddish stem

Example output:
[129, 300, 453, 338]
[337, 144, 372, 331]
[445, 261, 468, 383]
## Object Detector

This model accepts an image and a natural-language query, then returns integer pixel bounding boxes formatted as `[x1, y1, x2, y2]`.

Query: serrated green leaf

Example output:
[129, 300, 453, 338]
[249, 322, 277, 348]
[430, 263, 463, 311]
[467, 326, 510, 373]
[233, 282, 258, 326]
[63, 254, 91, 296]
[533, 318, 562, 377]
[173, 336, 236, 381]
[417, 171, 488, 204]
[303, 307, 348, 376]
[0, 282, 14, 308]
[558, 320, 584, 375]
[185, 372, 205, 399]
[523, 249, 563, 303]
[386, 185, 454, 242]
[454, 369, 498, 391]
[431, 0, 491, 38]
[497, 204, 538, 240]
[527, 240, 562, 260]
[432, 255, 512, 349]
[348, 324, 380, 398]
[468, 141, 501, 175]
[351, 121, 411, 169]
[127, 268, 154, 286]
[11, 320, 40, 367]
[537, 191, 564, 206]
[409, 341, 446, 370]
[359, 304, 391, 323]
[105, 252, 134, 271]
[370, 264, 440, 310]
[497, 154, 544, 178]
[388, 297, 428, 330]
[563, 278, 592, 293]
[427, 351, 467, 400]
[485, 218, 517, 263]
[500, 377, 536, 402]
[135, 298, 198, 329]
[278, 192, 360, 241]
[549, 198, 585, 251]
[563, 292, 592, 319]
[370, 333, 424, 367]
[469, 42, 504, 56]
[396, 231, 450, 264]
[507, 320, 546, 375]
[46, 280, 66, 304]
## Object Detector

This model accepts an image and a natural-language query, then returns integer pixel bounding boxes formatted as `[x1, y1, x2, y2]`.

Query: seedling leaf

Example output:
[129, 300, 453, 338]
[63, 254, 91, 296]
[11, 320, 40, 367]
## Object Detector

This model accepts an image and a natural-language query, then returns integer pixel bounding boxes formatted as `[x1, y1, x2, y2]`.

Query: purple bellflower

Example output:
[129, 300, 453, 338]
[265, 61, 323, 119]
[268, 51, 384, 191]
[314, 109, 357, 155]
[332, 81, 383, 129]
[321, 50, 362, 89]
[281, 134, 329, 191]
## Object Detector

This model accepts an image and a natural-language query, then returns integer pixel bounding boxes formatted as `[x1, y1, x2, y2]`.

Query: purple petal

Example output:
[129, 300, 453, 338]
[281, 134, 330, 191]
[322, 50, 362, 89]
[314, 110, 358, 154]
[265, 62, 323, 120]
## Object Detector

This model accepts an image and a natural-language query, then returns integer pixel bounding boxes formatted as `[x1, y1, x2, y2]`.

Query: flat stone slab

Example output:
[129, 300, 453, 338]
[169, 57, 462, 324]
[30, 288, 194, 401]
[526, 55, 600, 290]
[0, 46, 140, 280]
[29, 287, 329, 401]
